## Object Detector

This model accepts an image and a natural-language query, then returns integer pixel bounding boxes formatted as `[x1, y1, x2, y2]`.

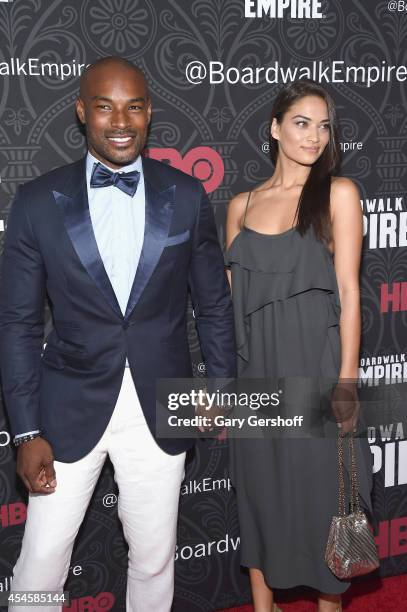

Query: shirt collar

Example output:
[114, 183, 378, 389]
[86, 150, 143, 186]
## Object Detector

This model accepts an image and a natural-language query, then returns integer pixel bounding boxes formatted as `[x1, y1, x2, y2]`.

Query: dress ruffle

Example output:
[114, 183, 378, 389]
[226, 227, 341, 362]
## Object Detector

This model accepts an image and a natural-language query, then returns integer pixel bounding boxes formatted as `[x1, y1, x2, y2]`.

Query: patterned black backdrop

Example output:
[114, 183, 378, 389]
[1, 1, 407, 610]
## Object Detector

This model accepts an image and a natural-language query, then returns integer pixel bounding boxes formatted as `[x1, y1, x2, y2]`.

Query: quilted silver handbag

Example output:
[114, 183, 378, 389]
[325, 432, 380, 579]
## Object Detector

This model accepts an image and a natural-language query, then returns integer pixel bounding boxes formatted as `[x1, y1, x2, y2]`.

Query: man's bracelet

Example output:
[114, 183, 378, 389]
[14, 432, 42, 447]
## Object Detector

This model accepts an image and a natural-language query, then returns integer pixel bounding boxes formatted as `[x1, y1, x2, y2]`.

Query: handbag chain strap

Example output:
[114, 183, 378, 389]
[349, 432, 361, 513]
[338, 432, 361, 517]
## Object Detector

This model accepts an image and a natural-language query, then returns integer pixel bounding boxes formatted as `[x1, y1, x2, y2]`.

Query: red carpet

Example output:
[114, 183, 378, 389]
[218, 573, 407, 611]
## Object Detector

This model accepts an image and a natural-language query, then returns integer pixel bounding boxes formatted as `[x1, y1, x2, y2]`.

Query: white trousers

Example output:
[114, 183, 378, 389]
[9, 369, 186, 612]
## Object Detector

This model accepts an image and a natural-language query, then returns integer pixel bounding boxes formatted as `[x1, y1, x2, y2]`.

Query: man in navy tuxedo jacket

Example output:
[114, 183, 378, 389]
[0, 57, 236, 611]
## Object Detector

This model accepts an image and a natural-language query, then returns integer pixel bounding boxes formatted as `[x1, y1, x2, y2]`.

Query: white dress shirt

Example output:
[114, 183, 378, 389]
[86, 151, 145, 315]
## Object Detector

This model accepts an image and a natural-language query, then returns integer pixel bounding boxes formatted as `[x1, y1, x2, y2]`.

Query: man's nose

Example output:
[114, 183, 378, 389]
[111, 110, 130, 129]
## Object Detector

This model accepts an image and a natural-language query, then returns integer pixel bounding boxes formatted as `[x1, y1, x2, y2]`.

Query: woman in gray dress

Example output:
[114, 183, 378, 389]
[225, 80, 373, 612]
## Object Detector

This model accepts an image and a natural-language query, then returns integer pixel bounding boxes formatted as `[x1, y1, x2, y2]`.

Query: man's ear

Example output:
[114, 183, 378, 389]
[76, 97, 85, 125]
[270, 117, 279, 141]
[147, 100, 152, 125]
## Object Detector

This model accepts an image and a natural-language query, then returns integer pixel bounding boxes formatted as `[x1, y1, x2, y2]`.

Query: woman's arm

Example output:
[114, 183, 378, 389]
[225, 192, 248, 287]
[330, 177, 363, 380]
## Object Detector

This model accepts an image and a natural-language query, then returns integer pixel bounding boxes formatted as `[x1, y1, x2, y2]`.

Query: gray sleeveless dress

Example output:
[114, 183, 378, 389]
[225, 200, 373, 594]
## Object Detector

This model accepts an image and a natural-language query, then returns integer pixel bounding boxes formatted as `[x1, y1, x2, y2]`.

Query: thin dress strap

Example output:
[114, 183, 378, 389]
[241, 191, 252, 229]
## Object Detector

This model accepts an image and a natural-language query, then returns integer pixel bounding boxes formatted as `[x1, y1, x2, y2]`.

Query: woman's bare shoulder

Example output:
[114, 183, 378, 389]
[330, 176, 362, 223]
[227, 191, 251, 219]
[330, 176, 360, 199]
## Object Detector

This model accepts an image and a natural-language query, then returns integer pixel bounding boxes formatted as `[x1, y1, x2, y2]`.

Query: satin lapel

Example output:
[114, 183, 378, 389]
[52, 161, 123, 320]
[124, 178, 175, 320]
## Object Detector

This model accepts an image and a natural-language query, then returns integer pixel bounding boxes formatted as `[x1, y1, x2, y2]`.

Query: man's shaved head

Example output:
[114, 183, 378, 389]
[76, 56, 151, 169]
[79, 57, 149, 100]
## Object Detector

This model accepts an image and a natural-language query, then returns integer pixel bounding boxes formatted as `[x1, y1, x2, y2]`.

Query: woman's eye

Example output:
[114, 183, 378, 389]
[296, 121, 306, 127]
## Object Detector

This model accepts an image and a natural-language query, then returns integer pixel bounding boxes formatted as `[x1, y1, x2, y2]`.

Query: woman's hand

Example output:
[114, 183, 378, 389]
[331, 381, 360, 434]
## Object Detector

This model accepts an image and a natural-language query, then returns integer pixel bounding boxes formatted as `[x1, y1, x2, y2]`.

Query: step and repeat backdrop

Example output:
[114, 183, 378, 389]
[1, 0, 407, 610]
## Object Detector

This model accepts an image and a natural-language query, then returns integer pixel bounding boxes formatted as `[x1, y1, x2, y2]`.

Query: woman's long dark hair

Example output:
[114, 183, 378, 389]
[269, 79, 341, 243]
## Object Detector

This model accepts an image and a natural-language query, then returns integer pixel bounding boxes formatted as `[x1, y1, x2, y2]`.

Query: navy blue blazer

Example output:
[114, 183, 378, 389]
[0, 156, 236, 461]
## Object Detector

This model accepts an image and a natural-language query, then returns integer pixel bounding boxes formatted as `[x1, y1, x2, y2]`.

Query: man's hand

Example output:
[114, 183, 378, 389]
[16, 437, 57, 494]
[195, 395, 232, 433]
[194, 390, 226, 433]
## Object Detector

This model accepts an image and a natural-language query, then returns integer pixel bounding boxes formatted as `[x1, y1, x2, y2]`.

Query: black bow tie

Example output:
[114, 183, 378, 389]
[90, 162, 140, 197]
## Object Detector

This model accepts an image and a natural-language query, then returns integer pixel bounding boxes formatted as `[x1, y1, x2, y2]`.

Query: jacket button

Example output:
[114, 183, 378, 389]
[122, 321, 129, 330]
